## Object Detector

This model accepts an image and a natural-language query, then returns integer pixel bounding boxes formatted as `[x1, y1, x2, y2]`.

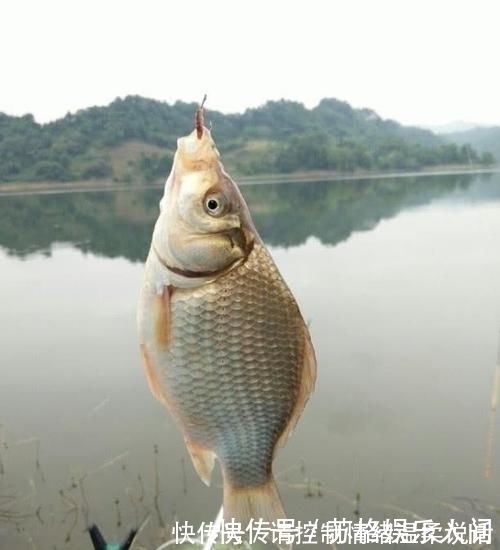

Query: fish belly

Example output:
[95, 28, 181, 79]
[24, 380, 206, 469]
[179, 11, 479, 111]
[163, 244, 303, 488]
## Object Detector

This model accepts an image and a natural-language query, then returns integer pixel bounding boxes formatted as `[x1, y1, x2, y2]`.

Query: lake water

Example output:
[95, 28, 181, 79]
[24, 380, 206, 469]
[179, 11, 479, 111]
[1, 173, 500, 549]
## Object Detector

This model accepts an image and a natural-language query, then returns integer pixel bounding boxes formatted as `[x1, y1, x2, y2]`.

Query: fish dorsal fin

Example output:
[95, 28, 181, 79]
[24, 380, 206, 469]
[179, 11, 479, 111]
[277, 320, 317, 448]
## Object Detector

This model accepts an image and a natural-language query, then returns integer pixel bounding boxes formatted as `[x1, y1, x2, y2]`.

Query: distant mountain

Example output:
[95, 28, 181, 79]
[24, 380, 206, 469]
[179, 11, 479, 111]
[0, 96, 494, 184]
[445, 126, 500, 162]
[426, 121, 488, 135]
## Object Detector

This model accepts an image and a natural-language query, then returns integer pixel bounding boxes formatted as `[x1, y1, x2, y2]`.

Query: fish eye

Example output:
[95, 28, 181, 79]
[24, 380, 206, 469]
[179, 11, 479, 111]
[203, 193, 227, 217]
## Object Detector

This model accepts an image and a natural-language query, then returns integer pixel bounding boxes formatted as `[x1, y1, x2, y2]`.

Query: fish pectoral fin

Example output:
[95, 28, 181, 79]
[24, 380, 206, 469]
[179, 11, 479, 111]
[140, 344, 168, 406]
[154, 285, 172, 350]
[278, 321, 317, 448]
[185, 439, 216, 486]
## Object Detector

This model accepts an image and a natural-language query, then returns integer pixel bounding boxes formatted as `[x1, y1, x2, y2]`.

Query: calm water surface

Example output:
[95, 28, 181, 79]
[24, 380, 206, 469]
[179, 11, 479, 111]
[1, 173, 500, 549]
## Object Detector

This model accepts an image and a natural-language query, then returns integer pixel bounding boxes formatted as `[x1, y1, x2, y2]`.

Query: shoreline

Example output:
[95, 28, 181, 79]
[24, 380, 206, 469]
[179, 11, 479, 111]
[0, 165, 498, 197]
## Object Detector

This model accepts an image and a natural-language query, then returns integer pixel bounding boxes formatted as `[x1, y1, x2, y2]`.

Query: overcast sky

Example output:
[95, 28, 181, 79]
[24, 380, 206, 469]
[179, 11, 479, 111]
[1, 0, 499, 127]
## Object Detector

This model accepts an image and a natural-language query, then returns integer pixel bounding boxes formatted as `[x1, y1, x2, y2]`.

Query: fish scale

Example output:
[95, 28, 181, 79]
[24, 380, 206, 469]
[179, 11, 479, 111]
[162, 243, 303, 487]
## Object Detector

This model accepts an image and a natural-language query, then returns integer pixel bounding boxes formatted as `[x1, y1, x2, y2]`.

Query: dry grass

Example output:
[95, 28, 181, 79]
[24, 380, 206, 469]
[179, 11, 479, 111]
[109, 141, 172, 180]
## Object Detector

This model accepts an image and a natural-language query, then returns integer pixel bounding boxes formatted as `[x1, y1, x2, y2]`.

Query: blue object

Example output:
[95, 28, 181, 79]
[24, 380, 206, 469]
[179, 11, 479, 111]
[88, 524, 137, 550]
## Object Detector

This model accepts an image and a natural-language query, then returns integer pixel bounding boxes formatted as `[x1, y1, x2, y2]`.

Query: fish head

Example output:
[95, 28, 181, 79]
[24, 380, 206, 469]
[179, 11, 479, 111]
[152, 127, 256, 285]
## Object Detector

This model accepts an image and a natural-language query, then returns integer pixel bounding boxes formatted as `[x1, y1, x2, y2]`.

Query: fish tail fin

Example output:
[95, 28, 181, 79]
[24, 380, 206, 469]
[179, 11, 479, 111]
[223, 475, 286, 530]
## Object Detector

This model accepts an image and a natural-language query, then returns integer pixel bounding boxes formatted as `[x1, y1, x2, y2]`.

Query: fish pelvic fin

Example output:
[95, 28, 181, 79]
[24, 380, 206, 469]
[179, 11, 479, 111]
[223, 476, 286, 538]
[185, 439, 216, 486]
[278, 321, 317, 448]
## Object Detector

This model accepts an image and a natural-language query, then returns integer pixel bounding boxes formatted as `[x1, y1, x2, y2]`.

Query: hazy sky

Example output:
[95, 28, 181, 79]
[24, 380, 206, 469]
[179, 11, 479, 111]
[1, 0, 499, 127]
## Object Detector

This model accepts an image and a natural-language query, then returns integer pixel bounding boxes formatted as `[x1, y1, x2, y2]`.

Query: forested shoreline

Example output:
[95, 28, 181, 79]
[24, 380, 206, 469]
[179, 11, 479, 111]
[0, 96, 495, 185]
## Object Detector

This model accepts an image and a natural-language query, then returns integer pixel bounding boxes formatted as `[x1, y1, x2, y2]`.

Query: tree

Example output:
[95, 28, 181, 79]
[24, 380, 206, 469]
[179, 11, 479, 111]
[34, 160, 68, 181]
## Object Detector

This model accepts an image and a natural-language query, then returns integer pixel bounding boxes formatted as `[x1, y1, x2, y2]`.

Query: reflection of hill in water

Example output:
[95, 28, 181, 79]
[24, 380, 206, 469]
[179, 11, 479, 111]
[0, 173, 497, 261]
[248, 172, 500, 247]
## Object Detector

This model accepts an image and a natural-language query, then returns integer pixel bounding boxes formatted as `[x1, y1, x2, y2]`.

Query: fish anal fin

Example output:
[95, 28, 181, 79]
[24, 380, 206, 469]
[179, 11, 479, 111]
[185, 438, 216, 486]
[140, 343, 168, 407]
[154, 285, 172, 350]
[278, 321, 317, 448]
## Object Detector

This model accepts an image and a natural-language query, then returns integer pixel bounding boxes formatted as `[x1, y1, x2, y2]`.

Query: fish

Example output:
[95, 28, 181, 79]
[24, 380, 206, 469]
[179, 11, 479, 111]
[137, 107, 316, 528]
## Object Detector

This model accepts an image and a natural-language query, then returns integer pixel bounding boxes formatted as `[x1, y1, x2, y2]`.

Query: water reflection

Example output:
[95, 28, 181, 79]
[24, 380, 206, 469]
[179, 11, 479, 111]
[1, 173, 500, 549]
[0, 173, 497, 260]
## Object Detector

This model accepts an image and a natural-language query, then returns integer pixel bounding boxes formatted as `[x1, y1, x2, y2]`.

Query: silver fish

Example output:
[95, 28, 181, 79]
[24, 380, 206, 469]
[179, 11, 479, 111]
[137, 117, 316, 527]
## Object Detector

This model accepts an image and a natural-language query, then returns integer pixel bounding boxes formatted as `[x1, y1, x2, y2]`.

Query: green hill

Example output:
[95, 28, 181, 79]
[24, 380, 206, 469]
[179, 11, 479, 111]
[0, 96, 494, 184]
